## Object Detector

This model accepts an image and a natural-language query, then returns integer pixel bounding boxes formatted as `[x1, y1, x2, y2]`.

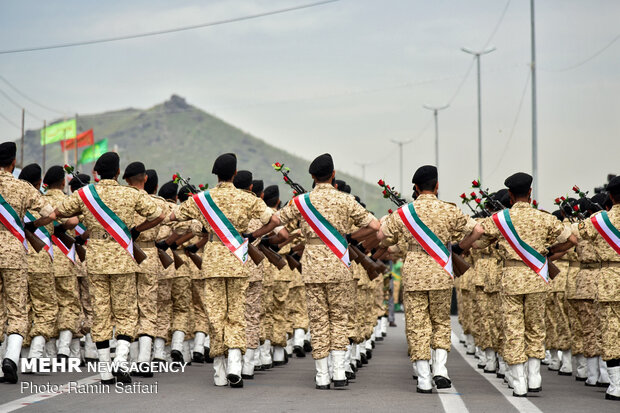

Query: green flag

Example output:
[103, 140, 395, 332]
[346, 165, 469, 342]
[80, 139, 108, 164]
[40, 119, 76, 145]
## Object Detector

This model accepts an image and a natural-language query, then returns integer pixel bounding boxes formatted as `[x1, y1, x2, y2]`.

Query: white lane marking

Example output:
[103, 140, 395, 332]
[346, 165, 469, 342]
[451, 332, 543, 413]
[436, 384, 470, 413]
[0, 374, 100, 413]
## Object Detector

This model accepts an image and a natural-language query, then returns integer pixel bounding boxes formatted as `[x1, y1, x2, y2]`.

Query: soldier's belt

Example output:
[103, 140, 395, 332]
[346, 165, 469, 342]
[89, 231, 110, 240]
[306, 238, 323, 245]
[135, 241, 155, 248]
[580, 262, 601, 270]
[569, 261, 580, 268]
[601, 261, 620, 268]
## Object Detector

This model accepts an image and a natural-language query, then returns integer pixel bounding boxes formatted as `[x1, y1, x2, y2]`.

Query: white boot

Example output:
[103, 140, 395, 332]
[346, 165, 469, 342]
[152, 337, 166, 361]
[484, 349, 497, 373]
[331, 350, 347, 387]
[412, 361, 419, 379]
[129, 341, 139, 362]
[260, 340, 273, 368]
[170, 331, 185, 362]
[599, 356, 610, 386]
[226, 348, 243, 386]
[559, 350, 572, 375]
[182, 340, 191, 363]
[193, 332, 205, 354]
[415, 360, 432, 393]
[273, 346, 286, 365]
[69, 338, 81, 360]
[542, 349, 551, 365]
[476, 347, 487, 368]
[28, 336, 46, 359]
[138, 336, 152, 363]
[465, 335, 475, 354]
[293, 328, 305, 349]
[57, 329, 72, 357]
[380, 316, 388, 336]
[497, 355, 507, 378]
[242, 348, 255, 378]
[548, 349, 560, 371]
[84, 334, 98, 361]
[586, 356, 600, 386]
[213, 356, 228, 386]
[510, 363, 527, 396]
[432, 348, 451, 388]
[45, 338, 57, 358]
[505, 363, 514, 388]
[527, 357, 542, 391]
[253, 346, 261, 370]
[285, 337, 294, 357]
[345, 346, 354, 376]
[97, 347, 115, 383]
[315, 357, 330, 388]
[2, 334, 23, 383]
[606, 366, 620, 400]
[575, 354, 587, 380]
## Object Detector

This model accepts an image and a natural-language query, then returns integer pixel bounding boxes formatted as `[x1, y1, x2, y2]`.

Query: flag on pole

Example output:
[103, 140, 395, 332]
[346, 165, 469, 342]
[40, 119, 76, 145]
[80, 139, 108, 164]
[60, 129, 94, 152]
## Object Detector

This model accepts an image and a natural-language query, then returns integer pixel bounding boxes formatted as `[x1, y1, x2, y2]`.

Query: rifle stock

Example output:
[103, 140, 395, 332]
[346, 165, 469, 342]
[133, 244, 147, 265]
[548, 261, 560, 280]
[248, 244, 265, 265]
[24, 230, 46, 253]
[285, 254, 301, 271]
[258, 244, 286, 270]
[185, 250, 203, 270]
[56, 231, 88, 262]
[75, 244, 87, 262]
[348, 246, 359, 262]
[171, 249, 185, 269]
[157, 248, 174, 269]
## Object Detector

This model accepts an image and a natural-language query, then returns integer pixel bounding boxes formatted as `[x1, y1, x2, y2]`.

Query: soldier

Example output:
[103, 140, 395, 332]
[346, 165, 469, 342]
[278, 153, 379, 390]
[0, 142, 56, 384]
[170, 153, 279, 388]
[378, 165, 482, 393]
[573, 176, 620, 401]
[477, 172, 576, 397]
[43, 166, 82, 362]
[54, 152, 165, 384]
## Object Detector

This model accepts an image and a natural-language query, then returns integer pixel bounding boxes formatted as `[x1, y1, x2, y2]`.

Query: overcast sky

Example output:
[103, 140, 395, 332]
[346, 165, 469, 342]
[1, 0, 618, 208]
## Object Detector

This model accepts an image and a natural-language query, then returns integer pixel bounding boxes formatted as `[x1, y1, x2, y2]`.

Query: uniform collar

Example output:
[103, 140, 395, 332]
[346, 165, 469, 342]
[0, 170, 14, 178]
[314, 183, 335, 191]
[511, 201, 531, 209]
[416, 193, 437, 200]
[46, 188, 65, 195]
[97, 179, 119, 186]
[611, 204, 620, 213]
[216, 181, 234, 189]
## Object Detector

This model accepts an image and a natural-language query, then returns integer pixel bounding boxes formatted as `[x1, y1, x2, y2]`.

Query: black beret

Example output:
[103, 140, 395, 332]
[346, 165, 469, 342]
[492, 188, 510, 209]
[178, 184, 197, 202]
[43, 165, 65, 186]
[309, 153, 334, 177]
[69, 174, 90, 191]
[412, 165, 437, 185]
[18, 163, 42, 186]
[504, 172, 533, 192]
[233, 170, 253, 189]
[0, 142, 17, 164]
[252, 179, 264, 197]
[334, 179, 346, 191]
[343, 184, 351, 194]
[608, 176, 620, 194]
[211, 153, 237, 176]
[591, 192, 608, 209]
[94, 152, 120, 175]
[552, 210, 563, 221]
[263, 185, 279, 202]
[144, 169, 158, 194]
[122, 161, 146, 180]
[158, 181, 178, 201]
[354, 195, 361, 203]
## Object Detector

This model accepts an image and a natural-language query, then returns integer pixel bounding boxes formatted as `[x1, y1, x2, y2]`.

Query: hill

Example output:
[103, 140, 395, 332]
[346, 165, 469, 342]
[20, 95, 392, 214]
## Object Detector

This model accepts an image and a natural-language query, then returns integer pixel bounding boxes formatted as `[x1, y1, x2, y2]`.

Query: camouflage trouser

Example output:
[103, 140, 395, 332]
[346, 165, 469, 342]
[245, 281, 262, 349]
[305, 282, 350, 360]
[136, 272, 158, 338]
[28, 272, 58, 340]
[501, 292, 546, 365]
[155, 278, 172, 340]
[487, 292, 504, 354]
[260, 284, 273, 343]
[271, 281, 290, 347]
[474, 286, 493, 350]
[374, 279, 386, 319]
[545, 292, 571, 351]
[404, 289, 452, 361]
[55, 275, 82, 335]
[170, 276, 191, 334]
[459, 289, 475, 335]
[364, 287, 376, 339]
[599, 301, 620, 361]
[88, 273, 138, 343]
[576, 299, 602, 358]
[347, 281, 362, 343]
[78, 277, 93, 334]
[288, 285, 309, 333]
[192, 279, 209, 335]
[204, 277, 248, 357]
[565, 298, 584, 355]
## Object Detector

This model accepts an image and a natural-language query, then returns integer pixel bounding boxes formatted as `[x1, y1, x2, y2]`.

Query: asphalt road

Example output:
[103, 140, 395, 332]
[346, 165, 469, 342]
[0, 314, 616, 413]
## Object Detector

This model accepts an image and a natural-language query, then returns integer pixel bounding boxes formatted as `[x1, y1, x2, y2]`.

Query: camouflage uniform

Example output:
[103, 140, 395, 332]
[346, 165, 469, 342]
[546, 255, 572, 353]
[381, 194, 477, 361]
[155, 203, 176, 341]
[174, 182, 273, 357]
[245, 217, 264, 350]
[279, 183, 374, 359]
[564, 246, 585, 356]
[55, 179, 161, 343]
[482, 245, 503, 355]
[0, 170, 54, 339]
[479, 202, 571, 365]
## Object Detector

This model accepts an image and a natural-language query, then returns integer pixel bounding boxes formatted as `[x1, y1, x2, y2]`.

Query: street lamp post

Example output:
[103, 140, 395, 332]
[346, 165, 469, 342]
[390, 139, 412, 195]
[461, 46, 496, 182]
[422, 104, 449, 173]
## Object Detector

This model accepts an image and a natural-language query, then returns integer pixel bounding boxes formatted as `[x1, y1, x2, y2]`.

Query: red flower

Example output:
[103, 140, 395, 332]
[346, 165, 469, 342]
[94, 177, 100, 183]
[274, 162, 281, 168]
[172, 174, 178, 180]
[378, 179, 384, 186]
[470, 191, 476, 198]
[554, 197, 561, 204]
[382, 189, 387, 196]
[472, 180, 480, 187]
[198, 184, 205, 190]
[292, 190, 297, 195]
[283, 176, 289, 182]
[560, 196, 566, 201]
[460, 193, 467, 199]
[388, 209, 393, 214]
[475, 198, 482, 204]
[572, 185, 580, 192]
[532, 200, 538, 206]
[573, 205, 579, 211]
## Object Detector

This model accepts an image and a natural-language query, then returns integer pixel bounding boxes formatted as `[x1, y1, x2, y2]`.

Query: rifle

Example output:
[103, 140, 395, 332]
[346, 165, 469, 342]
[446, 243, 471, 277]
[171, 249, 185, 269]
[285, 253, 302, 271]
[248, 243, 266, 265]
[273, 162, 306, 195]
[377, 179, 407, 207]
[258, 244, 287, 270]
[185, 248, 203, 270]
[350, 244, 380, 280]
[157, 248, 174, 269]
[24, 229, 46, 253]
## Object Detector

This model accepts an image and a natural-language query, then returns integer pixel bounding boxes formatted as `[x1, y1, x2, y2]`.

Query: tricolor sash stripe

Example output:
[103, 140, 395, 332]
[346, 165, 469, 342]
[492, 209, 549, 283]
[591, 211, 620, 255]
[51, 224, 76, 264]
[397, 203, 453, 278]
[78, 184, 134, 258]
[193, 191, 249, 264]
[75, 223, 88, 245]
[293, 193, 350, 268]
[0, 193, 28, 251]
[24, 212, 53, 259]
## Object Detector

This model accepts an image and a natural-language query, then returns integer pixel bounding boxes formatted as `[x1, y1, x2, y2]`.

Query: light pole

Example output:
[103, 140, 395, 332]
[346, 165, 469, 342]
[422, 104, 449, 173]
[390, 139, 412, 195]
[461, 46, 496, 183]
[355, 161, 372, 201]
[530, 0, 538, 200]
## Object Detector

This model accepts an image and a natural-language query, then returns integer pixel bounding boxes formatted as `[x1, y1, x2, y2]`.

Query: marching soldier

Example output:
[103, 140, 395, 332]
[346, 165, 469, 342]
[278, 153, 379, 389]
[54, 152, 165, 384]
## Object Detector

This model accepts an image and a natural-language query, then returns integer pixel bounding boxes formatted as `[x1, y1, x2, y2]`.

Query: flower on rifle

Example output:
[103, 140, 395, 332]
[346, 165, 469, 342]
[63, 164, 74, 174]
[283, 176, 289, 183]
[382, 189, 389, 198]
[472, 180, 480, 188]
[573, 205, 580, 212]
[475, 198, 482, 204]
[272, 162, 283, 171]
[560, 196, 566, 201]
[388, 209, 393, 214]
[532, 199, 538, 209]
[172, 174, 180, 184]
[198, 184, 207, 191]
[378, 179, 385, 187]
[470, 191, 477, 198]
[554, 197, 561, 205]
[572, 185, 580, 193]
[42, 183, 49, 192]
[460, 193, 467, 199]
